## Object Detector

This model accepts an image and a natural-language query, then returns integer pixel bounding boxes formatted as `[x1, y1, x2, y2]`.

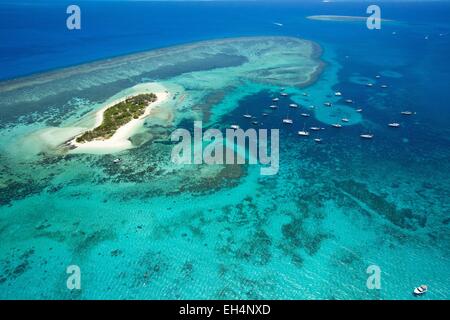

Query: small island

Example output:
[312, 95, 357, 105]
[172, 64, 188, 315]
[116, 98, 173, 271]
[76, 93, 157, 143]
[307, 15, 393, 22]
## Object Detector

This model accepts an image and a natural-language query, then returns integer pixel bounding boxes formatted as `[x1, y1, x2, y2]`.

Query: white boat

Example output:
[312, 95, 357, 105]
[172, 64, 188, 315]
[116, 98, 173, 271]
[366, 83, 374, 87]
[375, 75, 381, 79]
[230, 125, 240, 129]
[302, 92, 308, 96]
[298, 130, 310, 136]
[332, 124, 342, 128]
[356, 108, 363, 112]
[310, 127, 321, 131]
[360, 134, 374, 139]
[341, 118, 349, 123]
[298, 124, 309, 136]
[413, 285, 428, 296]
[282, 118, 293, 124]
[314, 138, 322, 143]
[113, 158, 121, 164]
[289, 103, 298, 108]
[243, 114, 252, 118]
[334, 91, 342, 96]
[308, 105, 315, 109]
[301, 113, 310, 117]
[401, 111, 415, 115]
[324, 102, 332, 107]
[269, 105, 278, 109]
[252, 121, 258, 125]
[272, 98, 280, 102]
[262, 113, 268, 116]
[381, 84, 388, 88]
[281, 92, 288, 97]
[345, 99, 353, 104]
[388, 122, 400, 128]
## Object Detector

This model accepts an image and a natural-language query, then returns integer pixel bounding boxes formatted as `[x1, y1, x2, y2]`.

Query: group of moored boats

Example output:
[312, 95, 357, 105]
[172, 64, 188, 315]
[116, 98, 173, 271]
[232, 81, 416, 143]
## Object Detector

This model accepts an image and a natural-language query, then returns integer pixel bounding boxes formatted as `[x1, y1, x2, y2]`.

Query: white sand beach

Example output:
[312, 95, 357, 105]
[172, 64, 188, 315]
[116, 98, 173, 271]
[69, 84, 170, 154]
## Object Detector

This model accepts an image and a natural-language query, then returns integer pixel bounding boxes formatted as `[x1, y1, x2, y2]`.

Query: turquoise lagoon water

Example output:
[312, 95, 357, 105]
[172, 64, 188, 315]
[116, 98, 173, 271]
[0, 2, 449, 299]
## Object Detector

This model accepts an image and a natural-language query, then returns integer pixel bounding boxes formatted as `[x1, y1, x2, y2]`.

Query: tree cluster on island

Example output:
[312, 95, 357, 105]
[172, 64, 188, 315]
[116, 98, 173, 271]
[76, 93, 157, 143]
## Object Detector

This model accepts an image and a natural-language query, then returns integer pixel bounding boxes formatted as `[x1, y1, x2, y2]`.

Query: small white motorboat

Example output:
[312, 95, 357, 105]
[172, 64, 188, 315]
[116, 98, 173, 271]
[310, 126, 321, 131]
[289, 103, 298, 108]
[262, 113, 268, 116]
[381, 84, 388, 88]
[113, 158, 121, 164]
[324, 102, 332, 107]
[230, 125, 240, 130]
[269, 105, 278, 109]
[341, 118, 349, 123]
[243, 114, 252, 118]
[366, 83, 374, 87]
[298, 130, 310, 136]
[282, 118, 293, 124]
[413, 285, 428, 296]
[332, 124, 342, 128]
[388, 122, 400, 128]
[401, 111, 415, 115]
[314, 138, 322, 143]
[356, 108, 363, 112]
[281, 92, 288, 97]
[301, 113, 310, 117]
[345, 99, 353, 104]
[360, 134, 374, 139]
[272, 98, 280, 102]
[375, 75, 381, 79]
[252, 121, 258, 125]
[302, 92, 308, 96]
[334, 91, 342, 96]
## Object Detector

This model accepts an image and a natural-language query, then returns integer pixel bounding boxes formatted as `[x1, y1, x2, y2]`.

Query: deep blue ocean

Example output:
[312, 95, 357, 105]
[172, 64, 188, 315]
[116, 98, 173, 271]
[0, 1, 449, 299]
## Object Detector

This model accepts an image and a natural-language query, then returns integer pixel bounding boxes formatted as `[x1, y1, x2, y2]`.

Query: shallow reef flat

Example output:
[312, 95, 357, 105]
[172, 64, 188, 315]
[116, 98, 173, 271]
[0, 36, 322, 124]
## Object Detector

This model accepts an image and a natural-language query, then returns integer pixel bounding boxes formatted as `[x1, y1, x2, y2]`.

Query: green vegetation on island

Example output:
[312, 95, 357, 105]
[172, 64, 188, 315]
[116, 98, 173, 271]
[76, 93, 157, 143]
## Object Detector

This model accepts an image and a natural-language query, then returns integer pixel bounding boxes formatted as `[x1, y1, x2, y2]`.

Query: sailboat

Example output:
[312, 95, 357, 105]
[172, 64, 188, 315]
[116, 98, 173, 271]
[298, 123, 309, 136]
[283, 111, 293, 124]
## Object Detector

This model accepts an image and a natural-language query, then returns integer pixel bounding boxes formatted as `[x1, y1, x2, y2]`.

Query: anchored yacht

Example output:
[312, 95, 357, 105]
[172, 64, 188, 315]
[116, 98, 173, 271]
[413, 285, 428, 296]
